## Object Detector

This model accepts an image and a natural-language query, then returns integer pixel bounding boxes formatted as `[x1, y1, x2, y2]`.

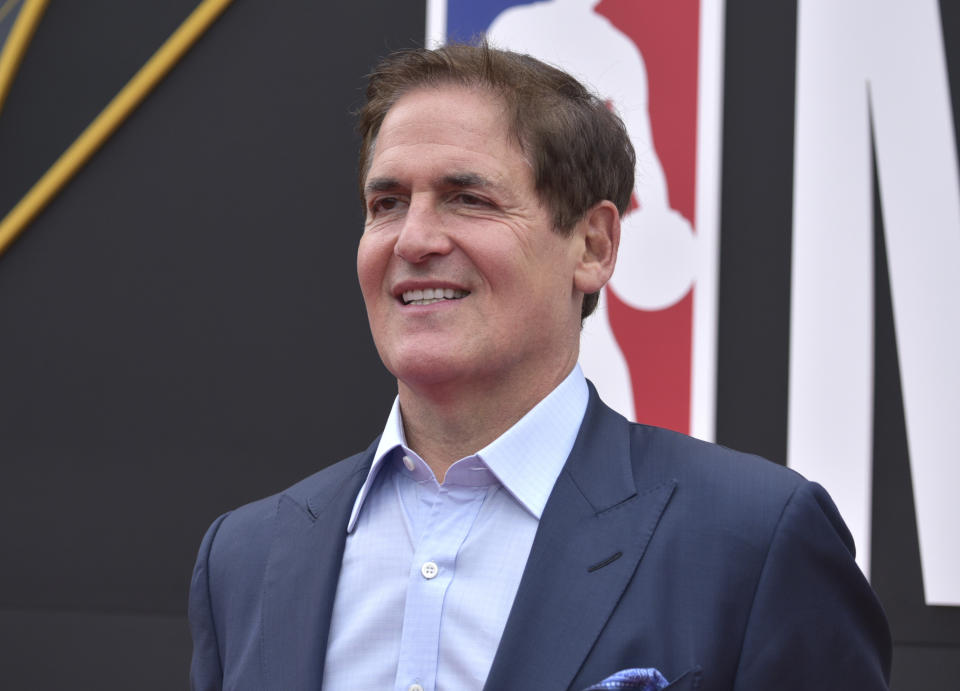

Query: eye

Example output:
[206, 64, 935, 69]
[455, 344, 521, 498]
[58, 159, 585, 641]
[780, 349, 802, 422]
[369, 196, 404, 215]
[452, 192, 491, 208]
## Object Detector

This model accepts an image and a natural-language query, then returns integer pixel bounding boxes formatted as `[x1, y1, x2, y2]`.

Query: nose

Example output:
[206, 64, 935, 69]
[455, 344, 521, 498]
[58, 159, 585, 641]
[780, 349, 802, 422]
[394, 198, 453, 263]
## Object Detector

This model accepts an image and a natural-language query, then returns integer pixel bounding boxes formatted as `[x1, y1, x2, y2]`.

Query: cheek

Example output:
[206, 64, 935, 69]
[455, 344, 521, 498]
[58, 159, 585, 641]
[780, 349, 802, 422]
[356, 235, 390, 300]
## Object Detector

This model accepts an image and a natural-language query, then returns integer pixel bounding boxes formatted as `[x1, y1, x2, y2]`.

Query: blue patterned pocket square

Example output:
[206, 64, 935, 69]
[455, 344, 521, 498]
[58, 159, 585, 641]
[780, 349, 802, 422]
[582, 667, 669, 690]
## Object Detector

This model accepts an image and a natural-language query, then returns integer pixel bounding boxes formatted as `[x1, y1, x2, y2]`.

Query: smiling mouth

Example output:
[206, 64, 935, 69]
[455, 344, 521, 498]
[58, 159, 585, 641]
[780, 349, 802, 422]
[401, 288, 470, 305]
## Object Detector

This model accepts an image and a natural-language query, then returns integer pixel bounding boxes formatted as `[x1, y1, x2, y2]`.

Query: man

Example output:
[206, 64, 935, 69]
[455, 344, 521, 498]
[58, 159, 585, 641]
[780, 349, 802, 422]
[189, 44, 891, 690]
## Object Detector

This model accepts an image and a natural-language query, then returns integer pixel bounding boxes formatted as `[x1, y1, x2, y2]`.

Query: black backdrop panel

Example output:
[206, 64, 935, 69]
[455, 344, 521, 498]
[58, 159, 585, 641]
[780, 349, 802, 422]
[0, 0, 424, 686]
[0, 610, 191, 690]
[715, 0, 797, 467]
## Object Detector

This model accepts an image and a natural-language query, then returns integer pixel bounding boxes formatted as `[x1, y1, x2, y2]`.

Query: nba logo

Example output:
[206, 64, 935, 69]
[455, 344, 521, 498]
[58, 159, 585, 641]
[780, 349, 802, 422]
[428, 0, 725, 440]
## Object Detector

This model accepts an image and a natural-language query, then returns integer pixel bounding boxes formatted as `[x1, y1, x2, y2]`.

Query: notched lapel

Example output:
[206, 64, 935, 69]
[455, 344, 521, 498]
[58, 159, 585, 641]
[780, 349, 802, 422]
[262, 457, 369, 690]
[484, 389, 678, 691]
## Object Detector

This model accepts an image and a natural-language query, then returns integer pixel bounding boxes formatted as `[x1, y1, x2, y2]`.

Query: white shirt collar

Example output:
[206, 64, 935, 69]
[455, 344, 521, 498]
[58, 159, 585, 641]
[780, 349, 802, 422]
[347, 364, 589, 531]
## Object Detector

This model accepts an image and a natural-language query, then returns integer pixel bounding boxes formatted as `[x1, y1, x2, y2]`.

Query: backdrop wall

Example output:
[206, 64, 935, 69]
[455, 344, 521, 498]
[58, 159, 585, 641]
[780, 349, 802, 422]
[0, 1, 956, 688]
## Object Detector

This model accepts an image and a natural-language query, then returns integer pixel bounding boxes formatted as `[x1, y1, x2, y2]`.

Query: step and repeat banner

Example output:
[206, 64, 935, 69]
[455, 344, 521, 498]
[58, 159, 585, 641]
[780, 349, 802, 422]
[0, 0, 956, 687]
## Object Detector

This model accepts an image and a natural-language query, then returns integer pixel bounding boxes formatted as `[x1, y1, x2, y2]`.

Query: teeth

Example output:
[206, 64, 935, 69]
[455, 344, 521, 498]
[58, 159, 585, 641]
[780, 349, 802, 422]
[401, 288, 468, 305]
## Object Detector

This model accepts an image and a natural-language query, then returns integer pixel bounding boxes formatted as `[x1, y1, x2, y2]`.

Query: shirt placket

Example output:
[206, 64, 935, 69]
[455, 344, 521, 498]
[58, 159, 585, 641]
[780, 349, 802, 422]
[394, 480, 488, 691]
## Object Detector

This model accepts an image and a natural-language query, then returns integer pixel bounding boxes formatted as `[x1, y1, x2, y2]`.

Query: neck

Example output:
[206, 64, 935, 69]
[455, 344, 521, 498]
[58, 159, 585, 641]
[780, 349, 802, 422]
[397, 358, 577, 482]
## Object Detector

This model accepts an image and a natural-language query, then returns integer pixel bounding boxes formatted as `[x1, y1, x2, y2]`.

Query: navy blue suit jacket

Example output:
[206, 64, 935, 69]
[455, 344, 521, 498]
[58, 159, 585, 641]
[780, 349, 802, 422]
[189, 385, 891, 690]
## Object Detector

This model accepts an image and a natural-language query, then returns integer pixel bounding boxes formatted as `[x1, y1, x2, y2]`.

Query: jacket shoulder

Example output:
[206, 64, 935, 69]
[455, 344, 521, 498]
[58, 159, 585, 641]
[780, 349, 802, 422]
[618, 417, 857, 560]
[631, 422, 803, 492]
[208, 440, 376, 560]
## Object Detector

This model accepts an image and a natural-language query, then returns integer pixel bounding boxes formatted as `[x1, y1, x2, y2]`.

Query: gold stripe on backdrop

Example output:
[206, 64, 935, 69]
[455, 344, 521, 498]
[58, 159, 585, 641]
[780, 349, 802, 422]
[0, 0, 48, 115]
[0, 0, 235, 257]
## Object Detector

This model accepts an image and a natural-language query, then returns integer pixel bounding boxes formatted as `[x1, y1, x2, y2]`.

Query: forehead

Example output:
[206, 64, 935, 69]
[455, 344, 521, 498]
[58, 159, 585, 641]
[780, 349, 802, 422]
[367, 86, 529, 182]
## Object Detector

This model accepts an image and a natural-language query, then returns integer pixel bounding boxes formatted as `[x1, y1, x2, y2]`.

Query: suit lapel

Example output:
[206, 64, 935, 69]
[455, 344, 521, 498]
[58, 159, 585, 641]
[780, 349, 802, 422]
[484, 389, 676, 691]
[261, 447, 373, 689]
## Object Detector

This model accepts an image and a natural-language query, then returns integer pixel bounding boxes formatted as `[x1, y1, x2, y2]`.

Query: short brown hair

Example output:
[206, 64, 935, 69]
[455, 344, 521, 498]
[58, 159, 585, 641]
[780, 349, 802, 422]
[356, 42, 635, 319]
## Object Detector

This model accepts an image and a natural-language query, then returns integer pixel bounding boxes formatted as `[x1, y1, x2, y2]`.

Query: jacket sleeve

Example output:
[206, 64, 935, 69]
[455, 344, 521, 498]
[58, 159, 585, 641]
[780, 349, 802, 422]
[188, 513, 230, 691]
[733, 481, 892, 690]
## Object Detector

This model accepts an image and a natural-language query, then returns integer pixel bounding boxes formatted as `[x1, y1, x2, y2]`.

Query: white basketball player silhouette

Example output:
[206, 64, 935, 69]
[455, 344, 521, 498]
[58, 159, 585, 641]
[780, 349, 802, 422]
[488, 0, 697, 421]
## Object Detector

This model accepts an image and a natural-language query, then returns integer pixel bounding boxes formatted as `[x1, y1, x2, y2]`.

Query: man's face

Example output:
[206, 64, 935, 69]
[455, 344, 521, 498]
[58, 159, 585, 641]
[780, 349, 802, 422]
[357, 86, 584, 397]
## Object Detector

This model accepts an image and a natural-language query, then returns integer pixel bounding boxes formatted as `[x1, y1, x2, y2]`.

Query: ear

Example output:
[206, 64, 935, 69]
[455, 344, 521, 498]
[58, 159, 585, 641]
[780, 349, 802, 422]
[573, 200, 620, 295]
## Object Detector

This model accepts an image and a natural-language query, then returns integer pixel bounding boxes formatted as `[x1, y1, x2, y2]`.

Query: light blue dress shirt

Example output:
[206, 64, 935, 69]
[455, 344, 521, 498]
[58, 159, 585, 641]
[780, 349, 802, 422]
[322, 365, 589, 691]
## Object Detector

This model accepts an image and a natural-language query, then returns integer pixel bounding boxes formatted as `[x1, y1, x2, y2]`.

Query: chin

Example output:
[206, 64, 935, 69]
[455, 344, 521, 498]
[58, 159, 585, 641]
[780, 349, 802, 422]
[391, 358, 466, 388]
[386, 350, 492, 393]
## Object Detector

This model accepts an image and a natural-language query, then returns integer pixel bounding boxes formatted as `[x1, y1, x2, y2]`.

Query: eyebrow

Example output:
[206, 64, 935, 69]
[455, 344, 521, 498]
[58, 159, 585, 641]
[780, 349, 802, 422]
[365, 172, 497, 195]
[364, 177, 402, 196]
[363, 172, 507, 209]
[441, 172, 492, 189]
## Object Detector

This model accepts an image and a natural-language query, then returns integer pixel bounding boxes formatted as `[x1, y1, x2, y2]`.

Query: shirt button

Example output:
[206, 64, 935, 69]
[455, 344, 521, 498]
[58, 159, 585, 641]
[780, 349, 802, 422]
[402, 455, 415, 471]
[420, 561, 438, 579]
[408, 685, 424, 691]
